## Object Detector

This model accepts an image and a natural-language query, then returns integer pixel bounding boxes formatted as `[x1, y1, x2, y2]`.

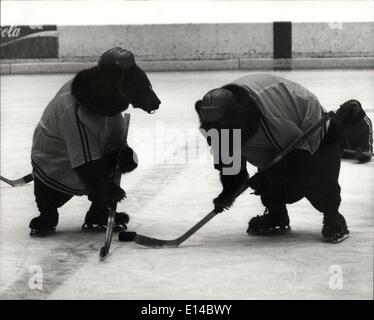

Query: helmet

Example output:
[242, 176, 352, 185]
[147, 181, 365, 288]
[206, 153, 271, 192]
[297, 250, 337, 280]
[198, 88, 235, 121]
[340, 99, 362, 110]
[337, 99, 364, 124]
[98, 47, 136, 71]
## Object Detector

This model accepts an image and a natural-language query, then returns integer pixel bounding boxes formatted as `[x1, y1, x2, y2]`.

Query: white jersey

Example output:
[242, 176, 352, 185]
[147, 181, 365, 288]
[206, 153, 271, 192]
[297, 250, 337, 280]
[232, 74, 330, 168]
[31, 79, 125, 195]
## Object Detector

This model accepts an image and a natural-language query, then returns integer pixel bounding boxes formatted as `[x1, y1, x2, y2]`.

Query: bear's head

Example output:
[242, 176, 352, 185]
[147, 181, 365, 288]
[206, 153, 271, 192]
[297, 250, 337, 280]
[72, 47, 161, 116]
[195, 84, 261, 144]
[336, 99, 365, 125]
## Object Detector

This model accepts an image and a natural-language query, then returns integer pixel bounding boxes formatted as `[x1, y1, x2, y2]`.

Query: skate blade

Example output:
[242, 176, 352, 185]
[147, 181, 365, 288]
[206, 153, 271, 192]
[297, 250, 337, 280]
[81, 223, 125, 233]
[247, 225, 291, 236]
[81, 223, 106, 232]
[29, 227, 56, 237]
[325, 232, 350, 244]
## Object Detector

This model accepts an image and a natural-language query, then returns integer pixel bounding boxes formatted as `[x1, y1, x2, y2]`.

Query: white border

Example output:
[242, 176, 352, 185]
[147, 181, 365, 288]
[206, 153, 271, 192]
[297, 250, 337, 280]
[1, 1, 374, 25]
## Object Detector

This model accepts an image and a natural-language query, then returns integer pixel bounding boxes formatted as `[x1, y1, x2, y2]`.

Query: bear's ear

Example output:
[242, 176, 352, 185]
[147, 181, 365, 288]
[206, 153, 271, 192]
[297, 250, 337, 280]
[71, 68, 93, 108]
[71, 67, 129, 116]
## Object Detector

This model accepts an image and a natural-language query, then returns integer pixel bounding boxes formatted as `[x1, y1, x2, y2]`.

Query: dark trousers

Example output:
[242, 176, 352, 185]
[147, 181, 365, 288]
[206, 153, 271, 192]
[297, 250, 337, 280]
[34, 177, 109, 219]
[34, 178, 73, 216]
[261, 120, 342, 218]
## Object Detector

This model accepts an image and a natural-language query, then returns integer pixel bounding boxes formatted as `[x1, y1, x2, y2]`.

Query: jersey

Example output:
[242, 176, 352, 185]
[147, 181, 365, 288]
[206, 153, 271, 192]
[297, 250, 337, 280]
[231, 74, 330, 168]
[31, 79, 126, 195]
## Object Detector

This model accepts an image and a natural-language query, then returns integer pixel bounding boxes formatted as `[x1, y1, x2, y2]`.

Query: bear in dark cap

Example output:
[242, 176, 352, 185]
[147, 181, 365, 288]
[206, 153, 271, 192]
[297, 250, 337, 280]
[336, 99, 372, 163]
[195, 74, 349, 243]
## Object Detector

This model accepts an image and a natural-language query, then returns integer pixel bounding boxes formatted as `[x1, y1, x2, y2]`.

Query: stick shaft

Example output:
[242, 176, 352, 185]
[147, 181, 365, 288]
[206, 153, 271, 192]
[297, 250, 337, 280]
[174, 209, 217, 245]
[100, 113, 131, 259]
[264, 111, 334, 169]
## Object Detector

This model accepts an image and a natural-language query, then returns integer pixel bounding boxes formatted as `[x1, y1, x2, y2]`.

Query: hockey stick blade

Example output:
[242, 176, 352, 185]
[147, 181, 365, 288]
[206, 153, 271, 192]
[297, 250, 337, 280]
[134, 209, 219, 248]
[0, 174, 33, 187]
[134, 234, 181, 248]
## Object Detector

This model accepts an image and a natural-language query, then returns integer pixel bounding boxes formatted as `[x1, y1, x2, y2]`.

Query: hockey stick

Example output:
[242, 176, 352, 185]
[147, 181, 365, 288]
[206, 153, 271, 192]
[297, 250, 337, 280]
[99, 113, 131, 260]
[134, 111, 335, 248]
[0, 173, 33, 187]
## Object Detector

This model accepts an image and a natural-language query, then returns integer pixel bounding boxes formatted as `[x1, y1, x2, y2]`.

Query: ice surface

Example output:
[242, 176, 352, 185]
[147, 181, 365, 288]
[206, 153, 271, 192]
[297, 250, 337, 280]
[0, 70, 373, 299]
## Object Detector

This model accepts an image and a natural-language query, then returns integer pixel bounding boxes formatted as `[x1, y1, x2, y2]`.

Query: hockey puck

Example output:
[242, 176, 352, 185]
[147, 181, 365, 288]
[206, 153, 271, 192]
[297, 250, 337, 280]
[118, 231, 137, 242]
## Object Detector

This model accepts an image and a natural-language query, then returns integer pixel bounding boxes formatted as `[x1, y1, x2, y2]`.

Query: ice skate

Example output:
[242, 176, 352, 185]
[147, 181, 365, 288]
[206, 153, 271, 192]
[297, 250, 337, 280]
[29, 212, 59, 237]
[81, 210, 129, 232]
[322, 213, 349, 243]
[247, 207, 291, 236]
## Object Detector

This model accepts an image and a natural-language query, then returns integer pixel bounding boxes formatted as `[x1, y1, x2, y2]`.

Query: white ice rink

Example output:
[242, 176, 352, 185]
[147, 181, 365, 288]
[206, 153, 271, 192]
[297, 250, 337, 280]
[0, 70, 373, 299]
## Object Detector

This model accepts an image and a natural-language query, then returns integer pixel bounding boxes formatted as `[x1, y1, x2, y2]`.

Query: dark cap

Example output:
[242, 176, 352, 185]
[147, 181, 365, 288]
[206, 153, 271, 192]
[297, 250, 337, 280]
[198, 88, 235, 121]
[98, 47, 136, 71]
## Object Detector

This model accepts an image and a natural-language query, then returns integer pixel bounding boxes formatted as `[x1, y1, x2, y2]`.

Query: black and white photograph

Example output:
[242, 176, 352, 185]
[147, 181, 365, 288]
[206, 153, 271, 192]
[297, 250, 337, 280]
[0, 0, 373, 307]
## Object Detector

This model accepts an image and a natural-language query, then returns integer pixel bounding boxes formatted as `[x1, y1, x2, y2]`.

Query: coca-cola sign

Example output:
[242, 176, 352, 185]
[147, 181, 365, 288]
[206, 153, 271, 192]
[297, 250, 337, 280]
[0, 25, 58, 59]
